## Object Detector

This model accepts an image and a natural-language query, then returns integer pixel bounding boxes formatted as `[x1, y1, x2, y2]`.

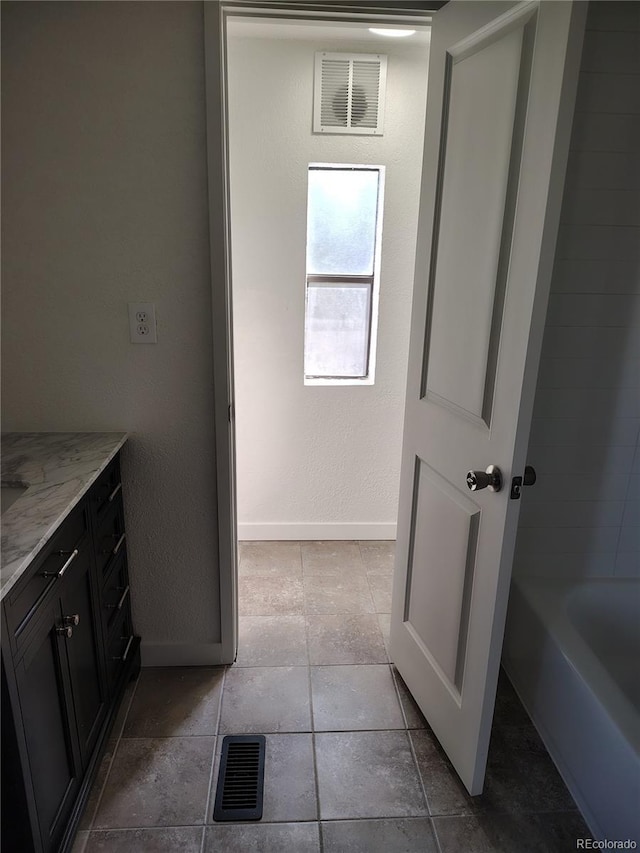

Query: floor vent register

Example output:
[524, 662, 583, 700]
[213, 735, 266, 821]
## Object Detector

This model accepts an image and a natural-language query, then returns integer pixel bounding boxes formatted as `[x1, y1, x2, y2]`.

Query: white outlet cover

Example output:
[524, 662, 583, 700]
[128, 302, 157, 344]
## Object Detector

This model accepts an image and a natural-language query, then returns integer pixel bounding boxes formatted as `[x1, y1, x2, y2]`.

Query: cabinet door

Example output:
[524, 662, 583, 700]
[15, 600, 81, 853]
[60, 547, 108, 766]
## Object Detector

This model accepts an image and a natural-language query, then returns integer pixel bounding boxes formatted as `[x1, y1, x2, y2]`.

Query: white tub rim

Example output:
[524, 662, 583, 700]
[511, 575, 640, 755]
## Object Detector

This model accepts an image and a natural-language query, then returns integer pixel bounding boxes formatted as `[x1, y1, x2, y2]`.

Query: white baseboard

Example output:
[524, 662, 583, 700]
[238, 522, 396, 541]
[141, 642, 229, 667]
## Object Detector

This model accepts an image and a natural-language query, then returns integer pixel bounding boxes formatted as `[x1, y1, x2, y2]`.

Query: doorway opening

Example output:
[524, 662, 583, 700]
[223, 10, 430, 658]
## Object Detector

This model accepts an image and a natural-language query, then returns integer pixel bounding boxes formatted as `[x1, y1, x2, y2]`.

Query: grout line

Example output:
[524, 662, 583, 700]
[307, 638, 324, 851]
[312, 735, 324, 853]
[307, 660, 393, 668]
[361, 561, 379, 615]
[406, 726, 432, 818]
[84, 673, 140, 832]
[297, 540, 305, 579]
[112, 733, 226, 739]
[112, 671, 140, 740]
[202, 666, 228, 843]
[304, 725, 408, 734]
[303, 603, 311, 668]
[73, 829, 89, 853]
[88, 816, 453, 830]
[220, 663, 310, 669]
[86, 823, 219, 833]
[429, 816, 446, 853]
[317, 818, 324, 852]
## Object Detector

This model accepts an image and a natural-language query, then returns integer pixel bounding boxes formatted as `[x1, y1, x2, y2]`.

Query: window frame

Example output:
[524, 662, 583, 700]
[304, 163, 385, 386]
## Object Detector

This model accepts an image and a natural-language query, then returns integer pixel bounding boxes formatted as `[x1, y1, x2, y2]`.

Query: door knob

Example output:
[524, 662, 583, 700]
[466, 465, 502, 492]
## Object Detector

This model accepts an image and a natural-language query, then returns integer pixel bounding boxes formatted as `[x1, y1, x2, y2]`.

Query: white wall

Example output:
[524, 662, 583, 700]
[227, 34, 429, 540]
[513, 0, 640, 580]
[1, 1, 223, 663]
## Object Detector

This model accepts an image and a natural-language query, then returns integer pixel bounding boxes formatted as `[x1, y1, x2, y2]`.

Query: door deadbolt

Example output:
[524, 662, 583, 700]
[466, 465, 502, 493]
[510, 465, 537, 500]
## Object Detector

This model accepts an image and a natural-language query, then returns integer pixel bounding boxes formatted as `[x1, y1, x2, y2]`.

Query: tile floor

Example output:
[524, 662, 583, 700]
[74, 541, 592, 852]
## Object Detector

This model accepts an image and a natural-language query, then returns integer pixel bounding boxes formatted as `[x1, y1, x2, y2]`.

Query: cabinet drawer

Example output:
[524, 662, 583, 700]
[106, 608, 134, 691]
[101, 556, 130, 636]
[91, 457, 122, 521]
[94, 500, 126, 579]
[7, 502, 89, 647]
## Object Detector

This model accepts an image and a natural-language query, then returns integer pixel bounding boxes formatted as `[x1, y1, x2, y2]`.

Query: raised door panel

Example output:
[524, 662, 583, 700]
[61, 548, 108, 766]
[404, 461, 480, 693]
[16, 601, 81, 853]
[424, 20, 531, 425]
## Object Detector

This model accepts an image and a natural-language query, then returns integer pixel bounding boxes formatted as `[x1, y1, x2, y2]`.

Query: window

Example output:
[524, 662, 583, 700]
[304, 164, 384, 384]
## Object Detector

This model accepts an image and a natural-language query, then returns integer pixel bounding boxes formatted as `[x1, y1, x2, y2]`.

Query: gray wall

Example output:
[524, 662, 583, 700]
[1, 1, 222, 662]
[514, 0, 640, 581]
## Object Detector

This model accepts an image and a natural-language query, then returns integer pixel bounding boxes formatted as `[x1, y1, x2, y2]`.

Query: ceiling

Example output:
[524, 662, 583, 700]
[227, 17, 431, 46]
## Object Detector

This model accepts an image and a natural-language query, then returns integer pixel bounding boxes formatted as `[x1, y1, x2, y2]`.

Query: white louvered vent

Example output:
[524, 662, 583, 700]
[313, 52, 388, 136]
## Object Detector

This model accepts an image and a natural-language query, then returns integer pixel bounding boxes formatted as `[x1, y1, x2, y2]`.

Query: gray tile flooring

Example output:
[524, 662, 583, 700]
[74, 540, 592, 852]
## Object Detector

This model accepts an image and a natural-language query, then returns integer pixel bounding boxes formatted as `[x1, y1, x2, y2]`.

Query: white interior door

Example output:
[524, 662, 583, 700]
[390, 0, 586, 795]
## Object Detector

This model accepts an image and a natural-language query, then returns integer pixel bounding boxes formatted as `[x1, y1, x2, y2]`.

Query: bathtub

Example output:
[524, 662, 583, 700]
[503, 577, 640, 842]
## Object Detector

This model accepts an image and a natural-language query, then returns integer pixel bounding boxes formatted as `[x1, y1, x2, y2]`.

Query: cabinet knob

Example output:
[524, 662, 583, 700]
[63, 614, 80, 627]
[56, 625, 73, 638]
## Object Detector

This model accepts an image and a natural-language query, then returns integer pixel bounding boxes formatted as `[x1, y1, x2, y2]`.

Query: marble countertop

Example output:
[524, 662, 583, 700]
[1, 432, 128, 601]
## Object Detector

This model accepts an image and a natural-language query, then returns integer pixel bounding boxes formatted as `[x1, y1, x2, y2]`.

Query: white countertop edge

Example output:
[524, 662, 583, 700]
[1, 432, 129, 602]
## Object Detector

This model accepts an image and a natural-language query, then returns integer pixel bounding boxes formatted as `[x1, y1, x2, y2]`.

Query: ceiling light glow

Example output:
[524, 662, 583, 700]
[369, 28, 416, 38]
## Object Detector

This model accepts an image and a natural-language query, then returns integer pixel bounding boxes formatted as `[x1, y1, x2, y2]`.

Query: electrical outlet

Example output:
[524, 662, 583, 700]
[128, 302, 157, 344]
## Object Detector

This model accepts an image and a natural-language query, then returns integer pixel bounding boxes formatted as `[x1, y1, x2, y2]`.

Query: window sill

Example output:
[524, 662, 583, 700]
[304, 377, 375, 387]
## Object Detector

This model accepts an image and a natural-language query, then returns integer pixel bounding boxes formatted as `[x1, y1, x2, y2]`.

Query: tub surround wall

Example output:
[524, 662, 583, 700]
[505, 3, 640, 840]
[513, 0, 640, 582]
[1, 2, 221, 664]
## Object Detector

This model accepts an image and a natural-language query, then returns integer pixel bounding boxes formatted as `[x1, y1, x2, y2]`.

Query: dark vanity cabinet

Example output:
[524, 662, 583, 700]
[1, 453, 140, 853]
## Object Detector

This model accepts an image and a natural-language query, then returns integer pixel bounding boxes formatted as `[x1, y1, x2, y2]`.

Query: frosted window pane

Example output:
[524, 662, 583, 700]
[305, 285, 370, 377]
[307, 169, 379, 276]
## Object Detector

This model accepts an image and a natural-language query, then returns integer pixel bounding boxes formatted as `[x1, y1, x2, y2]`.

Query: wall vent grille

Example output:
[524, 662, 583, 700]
[314, 52, 387, 136]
